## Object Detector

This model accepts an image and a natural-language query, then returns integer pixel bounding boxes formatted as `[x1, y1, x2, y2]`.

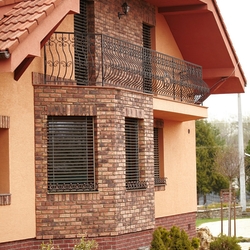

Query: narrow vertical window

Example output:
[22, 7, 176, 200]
[125, 118, 139, 185]
[74, 0, 89, 85]
[47, 116, 97, 192]
[0, 129, 10, 194]
[0, 116, 11, 205]
[143, 23, 152, 93]
[125, 118, 147, 190]
[154, 120, 167, 186]
[154, 127, 160, 180]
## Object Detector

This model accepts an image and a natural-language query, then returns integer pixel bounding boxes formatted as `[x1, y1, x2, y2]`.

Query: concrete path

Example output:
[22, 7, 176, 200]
[198, 218, 250, 250]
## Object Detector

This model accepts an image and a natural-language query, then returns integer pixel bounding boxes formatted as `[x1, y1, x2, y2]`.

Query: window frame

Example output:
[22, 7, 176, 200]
[154, 119, 167, 186]
[125, 117, 147, 190]
[47, 116, 97, 193]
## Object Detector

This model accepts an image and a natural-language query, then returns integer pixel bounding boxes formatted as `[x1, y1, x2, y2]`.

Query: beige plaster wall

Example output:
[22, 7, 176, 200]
[154, 12, 183, 59]
[154, 11, 199, 218]
[155, 119, 197, 217]
[0, 60, 38, 242]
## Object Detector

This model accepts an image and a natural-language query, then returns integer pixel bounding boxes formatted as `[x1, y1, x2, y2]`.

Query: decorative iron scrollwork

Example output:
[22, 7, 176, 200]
[154, 177, 167, 186]
[48, 182, 98, 193]
[126, 180, 148, 190]
[44, 33, 210, 104]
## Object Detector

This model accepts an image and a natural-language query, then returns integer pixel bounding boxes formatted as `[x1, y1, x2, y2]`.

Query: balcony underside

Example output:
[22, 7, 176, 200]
[153, 97, 207, 122]
[145, 0, 246, 94]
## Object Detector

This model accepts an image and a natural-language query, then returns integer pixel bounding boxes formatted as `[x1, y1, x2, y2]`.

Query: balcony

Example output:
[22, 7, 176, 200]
[44, 32, 210, 104]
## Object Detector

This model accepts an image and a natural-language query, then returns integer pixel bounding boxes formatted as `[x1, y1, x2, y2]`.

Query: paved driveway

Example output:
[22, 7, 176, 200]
[198, 218, 250, 250]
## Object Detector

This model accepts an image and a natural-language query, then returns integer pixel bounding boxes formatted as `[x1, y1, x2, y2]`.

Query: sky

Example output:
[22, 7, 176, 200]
[203, 0, 250, 121]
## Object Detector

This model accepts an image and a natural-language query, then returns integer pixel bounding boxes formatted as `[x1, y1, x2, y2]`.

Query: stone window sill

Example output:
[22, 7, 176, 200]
[0, 194, 11, 205]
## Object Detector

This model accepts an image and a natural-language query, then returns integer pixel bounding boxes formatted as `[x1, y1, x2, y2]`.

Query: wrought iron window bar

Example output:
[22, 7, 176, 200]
[154, 177, 167, 186]
[126, 180, 148, 190]
[44, 32, 210, 104]
[48, 182, 98, 193]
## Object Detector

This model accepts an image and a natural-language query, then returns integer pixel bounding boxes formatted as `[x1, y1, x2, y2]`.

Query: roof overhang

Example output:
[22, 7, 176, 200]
[146, 0, 246, 95]
[0, 0, 79, 79]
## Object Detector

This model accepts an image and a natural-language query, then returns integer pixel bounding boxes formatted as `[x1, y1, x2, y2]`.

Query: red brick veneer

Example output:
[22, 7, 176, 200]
[33, 82, 155, 240]
[0, 212, 196, 249]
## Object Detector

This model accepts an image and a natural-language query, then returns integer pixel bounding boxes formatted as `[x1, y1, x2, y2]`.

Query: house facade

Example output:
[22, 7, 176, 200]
[0, 0, 246, 249]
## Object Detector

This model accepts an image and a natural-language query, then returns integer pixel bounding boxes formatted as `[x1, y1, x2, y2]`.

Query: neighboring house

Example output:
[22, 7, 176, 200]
[0, 0, 246, 249]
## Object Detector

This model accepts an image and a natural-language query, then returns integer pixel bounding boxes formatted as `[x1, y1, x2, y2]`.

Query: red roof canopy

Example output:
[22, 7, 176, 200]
[145, 0, 246, 94]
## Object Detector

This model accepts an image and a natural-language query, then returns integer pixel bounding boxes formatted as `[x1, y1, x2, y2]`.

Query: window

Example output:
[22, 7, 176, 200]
[0, 128, 10, 194]
[125, 118, 147, 190]
[154, 127, 160, 180]
[154, 120, 167, 186]
[143, 23, 152, 93]
[0, 115, 11, 205]
[47, 116, 97, 193]
[74, 0, 89, 85]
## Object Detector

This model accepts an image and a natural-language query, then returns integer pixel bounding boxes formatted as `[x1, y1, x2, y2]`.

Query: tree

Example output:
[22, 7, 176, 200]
[245, 139, 250, 194]
[215, 145, 241, 237]
[196, 120, 228, 204]
[210, 116, 250, 151]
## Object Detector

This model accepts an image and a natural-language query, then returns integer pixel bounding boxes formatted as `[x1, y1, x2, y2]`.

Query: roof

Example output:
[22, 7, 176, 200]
[0, 0, 79, 77]
[145, 0, 246, 94]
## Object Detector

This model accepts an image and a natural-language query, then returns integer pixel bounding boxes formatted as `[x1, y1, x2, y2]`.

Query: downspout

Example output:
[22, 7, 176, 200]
[0, 50, 10, 59]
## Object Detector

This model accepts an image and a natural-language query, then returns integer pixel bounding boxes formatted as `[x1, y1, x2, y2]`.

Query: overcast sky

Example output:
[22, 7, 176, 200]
[203, 0, 250, 121]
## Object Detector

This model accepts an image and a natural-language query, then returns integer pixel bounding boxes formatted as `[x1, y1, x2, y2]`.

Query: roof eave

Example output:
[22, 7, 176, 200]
[0, 0, 79, 75]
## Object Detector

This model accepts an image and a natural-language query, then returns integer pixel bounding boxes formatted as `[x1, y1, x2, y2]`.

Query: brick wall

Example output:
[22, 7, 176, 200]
[156, 212, 197, 238]
[0, 212, 196, 250]
[89, 0, 155, 44]
[33, 82, 154, 240]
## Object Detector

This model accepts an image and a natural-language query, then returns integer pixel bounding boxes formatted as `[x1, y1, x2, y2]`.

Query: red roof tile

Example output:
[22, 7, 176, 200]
[0, 0, 61, 53]
[0, 0, 23, 7]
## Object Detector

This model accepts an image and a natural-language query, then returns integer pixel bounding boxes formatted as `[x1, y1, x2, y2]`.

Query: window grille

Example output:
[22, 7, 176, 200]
[74, 0, 88, 85]
[143, 23, 151, 49]
[125, 118, 147, 190]
[47, 116, 97, 192]
[154, 127, 160, 178]
[125, 118, 139, 182]
[143, 23, 152, 93]
[154, 126, 167, 186]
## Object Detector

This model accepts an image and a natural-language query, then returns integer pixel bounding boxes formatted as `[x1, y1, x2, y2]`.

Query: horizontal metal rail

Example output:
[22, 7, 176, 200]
[44, 32, 210, 104]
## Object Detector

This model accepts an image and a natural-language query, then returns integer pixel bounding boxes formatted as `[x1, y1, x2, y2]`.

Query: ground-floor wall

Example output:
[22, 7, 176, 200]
[0, 212, 196, 250]
[0, 72, 36, 243]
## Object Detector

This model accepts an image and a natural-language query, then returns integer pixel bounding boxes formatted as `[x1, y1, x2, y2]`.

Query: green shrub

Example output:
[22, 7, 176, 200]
[150, 226, 199, 250]
[209, 235, 241, 250]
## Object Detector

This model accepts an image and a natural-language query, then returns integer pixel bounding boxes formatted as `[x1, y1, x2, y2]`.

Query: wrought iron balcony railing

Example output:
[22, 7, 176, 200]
[44, 32, 210, 104]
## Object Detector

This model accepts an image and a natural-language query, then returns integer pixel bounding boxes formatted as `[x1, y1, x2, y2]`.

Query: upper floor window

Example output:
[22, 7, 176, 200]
[47, 116, 97, 193]
[143, 23, 152, 93]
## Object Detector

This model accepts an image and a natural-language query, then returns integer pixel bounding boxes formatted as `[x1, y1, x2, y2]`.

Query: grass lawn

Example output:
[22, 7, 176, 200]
[196, 217, 250, 227]
[196, 218, 224, 227]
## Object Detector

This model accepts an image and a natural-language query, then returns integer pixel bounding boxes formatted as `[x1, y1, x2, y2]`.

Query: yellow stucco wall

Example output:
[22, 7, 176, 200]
[155, 119, 197, 217]
[0, 14, 72, 243]
[154, 11, 201, 218]
[0, 63, 37, 242]
[154, 12, 183, 59]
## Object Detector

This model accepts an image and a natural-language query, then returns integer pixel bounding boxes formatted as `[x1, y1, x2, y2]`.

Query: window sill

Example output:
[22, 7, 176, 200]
[154, 185, 166, 192]
[0, 193, 11, 205]
[47, 191, 99, 195]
